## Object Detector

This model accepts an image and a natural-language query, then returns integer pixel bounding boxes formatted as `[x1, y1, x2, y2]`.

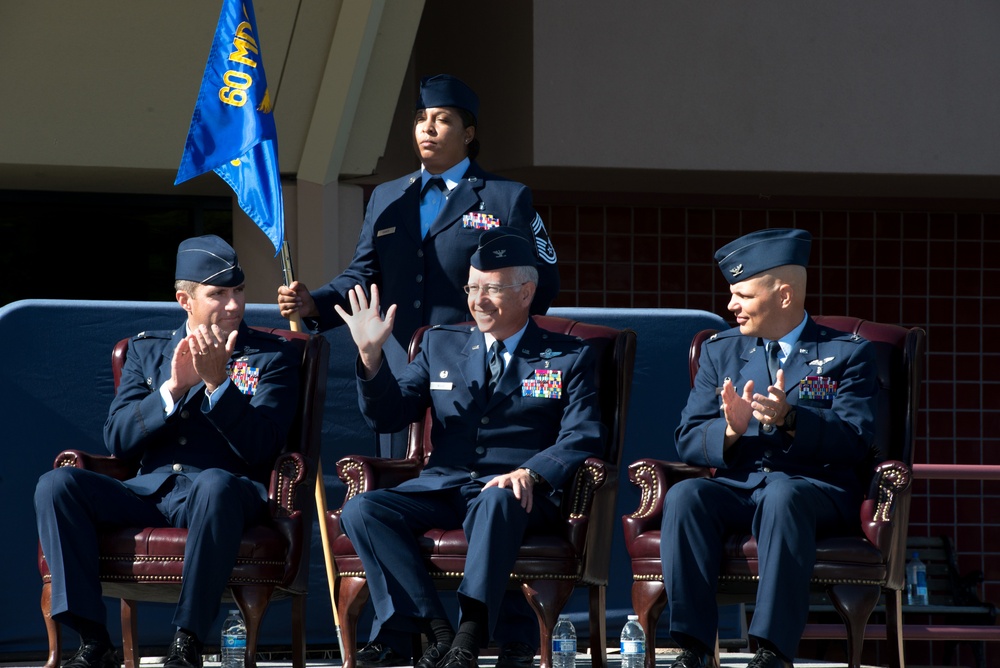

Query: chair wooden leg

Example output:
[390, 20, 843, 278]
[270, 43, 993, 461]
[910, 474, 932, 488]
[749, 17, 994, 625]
[520, 579, 575, 668]
[337, 576, 371, 668]
[631, 580, 666, 668]
[291, 594, 307, 668]
[587, 585, 607, 668]
[827, 583, 881, 668]
[232, 585, 276, 668]
[120, 599, 139, 668]
[883, 588, 906, 668]
[41, 581, 62, 668]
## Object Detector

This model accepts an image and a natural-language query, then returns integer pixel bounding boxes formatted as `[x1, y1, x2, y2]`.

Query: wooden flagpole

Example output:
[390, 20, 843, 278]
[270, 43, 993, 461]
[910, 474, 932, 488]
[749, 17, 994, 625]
[280, 241, 346, 662]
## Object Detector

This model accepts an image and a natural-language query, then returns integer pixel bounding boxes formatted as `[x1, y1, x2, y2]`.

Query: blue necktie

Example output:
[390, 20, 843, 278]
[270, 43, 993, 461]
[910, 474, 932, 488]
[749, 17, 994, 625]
[419, 177, 446, 238]
[766, 340, 781, 385]
[487, 340, 505, 396]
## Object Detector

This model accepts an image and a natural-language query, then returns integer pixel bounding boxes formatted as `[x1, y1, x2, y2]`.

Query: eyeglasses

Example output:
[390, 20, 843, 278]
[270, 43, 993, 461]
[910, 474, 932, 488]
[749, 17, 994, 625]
[463, 283, 526, 297]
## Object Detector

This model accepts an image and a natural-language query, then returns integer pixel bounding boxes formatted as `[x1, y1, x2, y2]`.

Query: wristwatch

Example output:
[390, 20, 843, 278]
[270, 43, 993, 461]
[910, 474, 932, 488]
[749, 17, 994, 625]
[521, 468, 543, 485]
[779, 407, 797, 432]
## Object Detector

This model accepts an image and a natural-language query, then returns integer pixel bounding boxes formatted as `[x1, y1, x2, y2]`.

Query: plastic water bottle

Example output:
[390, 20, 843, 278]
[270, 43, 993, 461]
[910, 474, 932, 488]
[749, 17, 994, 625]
[221, 609, 247, 668]
[552, 615, 577, 668]
[906, 551, 929, 606]
[620, 614, 645, 668]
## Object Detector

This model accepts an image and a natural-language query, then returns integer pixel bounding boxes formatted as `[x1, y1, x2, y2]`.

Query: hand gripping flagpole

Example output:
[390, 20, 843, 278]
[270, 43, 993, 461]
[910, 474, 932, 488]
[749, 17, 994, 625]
[174, 1, 341, 656]
[281, 241, 347, 663]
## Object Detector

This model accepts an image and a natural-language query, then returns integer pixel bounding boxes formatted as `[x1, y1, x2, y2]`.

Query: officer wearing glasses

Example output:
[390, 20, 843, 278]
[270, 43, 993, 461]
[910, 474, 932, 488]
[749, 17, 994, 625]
[335, 226, 605, 668]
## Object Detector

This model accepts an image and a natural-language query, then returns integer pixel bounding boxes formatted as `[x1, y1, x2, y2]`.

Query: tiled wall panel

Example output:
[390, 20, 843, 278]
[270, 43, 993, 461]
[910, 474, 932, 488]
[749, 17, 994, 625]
[538, 193, 999, 666]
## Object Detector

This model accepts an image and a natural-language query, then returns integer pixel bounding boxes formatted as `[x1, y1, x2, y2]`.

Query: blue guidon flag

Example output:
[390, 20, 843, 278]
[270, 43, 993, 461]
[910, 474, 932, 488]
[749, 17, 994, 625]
[175, 0, 284, 255]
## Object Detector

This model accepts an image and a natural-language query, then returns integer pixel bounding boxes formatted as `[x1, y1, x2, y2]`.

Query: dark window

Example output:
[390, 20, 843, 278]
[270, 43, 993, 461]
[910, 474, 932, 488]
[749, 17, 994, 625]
[0, 191, 232, 305]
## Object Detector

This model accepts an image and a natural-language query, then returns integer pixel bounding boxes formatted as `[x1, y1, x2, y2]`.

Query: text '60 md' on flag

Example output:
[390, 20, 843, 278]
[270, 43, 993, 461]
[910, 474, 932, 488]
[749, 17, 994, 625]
[175, 0, 284, 255]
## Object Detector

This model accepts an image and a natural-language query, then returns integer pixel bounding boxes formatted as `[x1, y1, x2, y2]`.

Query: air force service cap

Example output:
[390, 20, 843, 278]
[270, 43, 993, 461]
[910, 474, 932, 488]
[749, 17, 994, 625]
[175, 234, 245, 287]
[471, 227, 537, 271]
[417, 74, 480, 120]
[714, 228, 812, 284]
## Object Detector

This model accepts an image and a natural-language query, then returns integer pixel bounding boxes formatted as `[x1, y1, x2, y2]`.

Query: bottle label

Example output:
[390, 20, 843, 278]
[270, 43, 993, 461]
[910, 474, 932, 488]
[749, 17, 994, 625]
[553, 639, 577, 653]
[916, 570, 927, 597]
[224, 634, 247, 649]
[621, 640, 644, 654]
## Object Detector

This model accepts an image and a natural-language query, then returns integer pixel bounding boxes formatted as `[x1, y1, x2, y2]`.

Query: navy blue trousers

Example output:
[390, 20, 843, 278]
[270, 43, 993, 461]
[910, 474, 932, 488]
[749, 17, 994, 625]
[661, 476, 851, 659]
[341, 482, 560, 646]
[35, 466, 264, 641]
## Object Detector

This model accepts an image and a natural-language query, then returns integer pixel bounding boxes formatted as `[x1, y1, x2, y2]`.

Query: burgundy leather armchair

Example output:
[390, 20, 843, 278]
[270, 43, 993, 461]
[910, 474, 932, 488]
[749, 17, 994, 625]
[39, 327, 330, 668]
[326, 315, 637, 668]
[622, 316, 925, 668]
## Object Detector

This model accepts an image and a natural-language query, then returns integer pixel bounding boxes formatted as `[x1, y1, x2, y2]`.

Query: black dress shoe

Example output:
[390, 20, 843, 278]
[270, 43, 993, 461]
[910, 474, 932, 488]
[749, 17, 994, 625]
[356, 642, 408, 668]
[745, 648, 792, 668]
[437, 646, 478, 668]
[63, 642, 120, 668]
[415, 642, 451, 668]
[669, 648, 709, 668]
[164, 632, 204, 668]
[495, 641, 535, 668]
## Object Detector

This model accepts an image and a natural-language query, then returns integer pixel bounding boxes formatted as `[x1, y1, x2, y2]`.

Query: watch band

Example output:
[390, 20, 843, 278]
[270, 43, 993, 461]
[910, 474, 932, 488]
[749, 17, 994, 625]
[521, 467, 542, 484]
[779, 407, 797, 432]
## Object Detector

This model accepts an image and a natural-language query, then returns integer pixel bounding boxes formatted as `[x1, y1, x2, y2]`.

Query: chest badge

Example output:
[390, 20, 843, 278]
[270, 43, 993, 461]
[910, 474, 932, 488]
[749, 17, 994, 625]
[807, 356, 835, 374]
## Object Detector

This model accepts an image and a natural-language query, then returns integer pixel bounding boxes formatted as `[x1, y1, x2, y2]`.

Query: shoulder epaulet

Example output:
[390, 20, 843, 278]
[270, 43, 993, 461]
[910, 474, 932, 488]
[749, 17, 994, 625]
[538, 329, 582, 344]
[817, 326, 865, 344]
[705, 328, 741, 343]
[431, 324, 468, 333]
[246, 327, 287, 343]
[134, 330, 172, 341]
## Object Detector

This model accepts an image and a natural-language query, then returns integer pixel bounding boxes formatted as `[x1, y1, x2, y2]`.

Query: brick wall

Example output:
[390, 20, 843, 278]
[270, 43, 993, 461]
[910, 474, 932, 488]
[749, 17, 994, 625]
[538, 192, 1000, 666]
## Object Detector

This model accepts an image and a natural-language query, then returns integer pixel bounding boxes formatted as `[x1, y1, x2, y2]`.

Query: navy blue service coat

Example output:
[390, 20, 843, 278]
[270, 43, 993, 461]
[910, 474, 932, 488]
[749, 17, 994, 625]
[308, 161, 560, 350]
[662, 317, 878, 660]
[35, 321, 299, 640]
[340, 318, 605, 639]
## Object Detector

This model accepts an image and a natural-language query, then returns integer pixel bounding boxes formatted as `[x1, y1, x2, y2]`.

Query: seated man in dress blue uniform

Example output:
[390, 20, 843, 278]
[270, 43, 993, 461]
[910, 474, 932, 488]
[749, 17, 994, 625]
[661, 229, 879, 668]
[335, 227, 606, 668]
[34, 235, 300, 668]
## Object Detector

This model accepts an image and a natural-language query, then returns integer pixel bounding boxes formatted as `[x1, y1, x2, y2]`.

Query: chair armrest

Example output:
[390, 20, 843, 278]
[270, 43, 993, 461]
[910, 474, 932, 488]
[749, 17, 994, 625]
[52, 449, 136, 481]
[270, 451, 308, 517]
[622, 458, 711, 541]
[566, 456, 615, 514]
[564, 457, 615, 541]
[335, 454, 423, 502]
[860, 459, 912, 555]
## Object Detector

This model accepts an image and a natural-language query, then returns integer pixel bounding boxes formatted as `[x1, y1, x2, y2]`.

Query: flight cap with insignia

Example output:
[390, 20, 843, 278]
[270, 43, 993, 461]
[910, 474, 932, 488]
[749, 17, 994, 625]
[714, 228, 811, 284]
[175, 234, 245, 287]
[417, 74, 479, 120]
[471, 227, 537, 271]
